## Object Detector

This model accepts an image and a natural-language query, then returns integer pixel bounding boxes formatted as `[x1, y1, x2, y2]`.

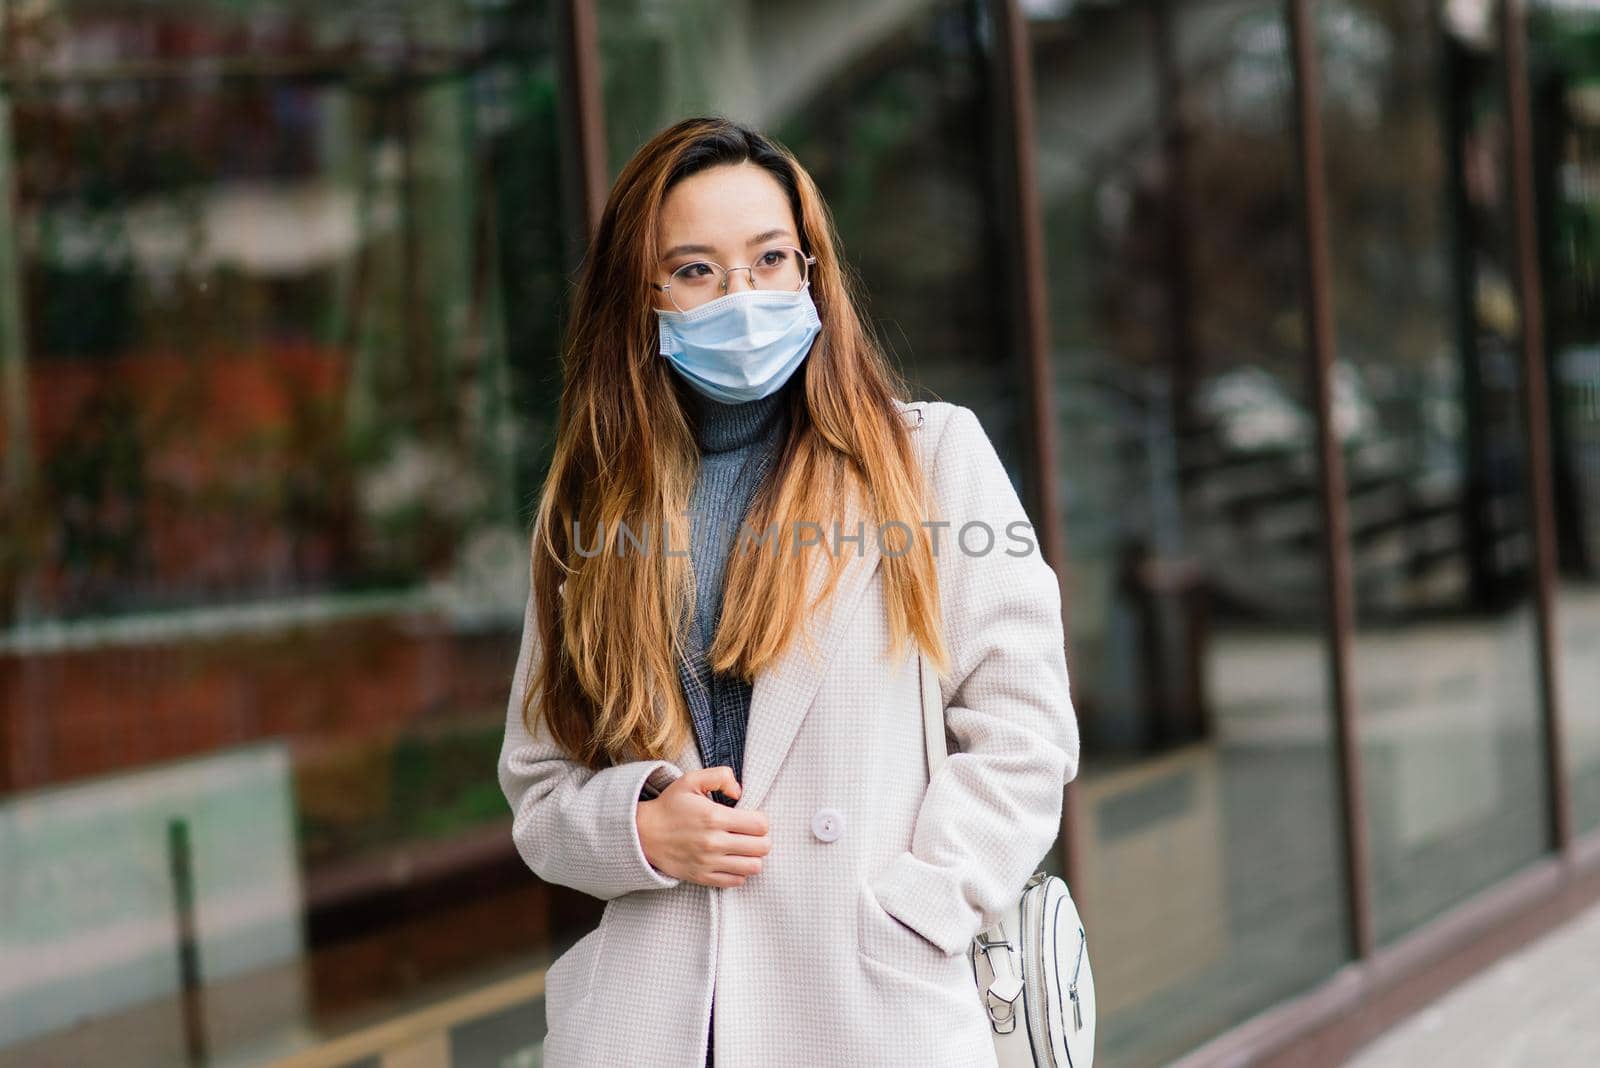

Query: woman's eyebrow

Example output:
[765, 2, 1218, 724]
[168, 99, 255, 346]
[746, 227, 795, 246]
[660, 228, 796, 260]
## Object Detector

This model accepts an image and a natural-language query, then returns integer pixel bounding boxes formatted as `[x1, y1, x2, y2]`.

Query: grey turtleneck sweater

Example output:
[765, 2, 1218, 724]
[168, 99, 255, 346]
[673, 376, 793, 808]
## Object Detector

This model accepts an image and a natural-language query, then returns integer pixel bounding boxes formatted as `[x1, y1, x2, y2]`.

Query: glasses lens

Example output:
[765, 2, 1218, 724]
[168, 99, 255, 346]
[750, 245, 808, 293]
[668, 262, 725, 312]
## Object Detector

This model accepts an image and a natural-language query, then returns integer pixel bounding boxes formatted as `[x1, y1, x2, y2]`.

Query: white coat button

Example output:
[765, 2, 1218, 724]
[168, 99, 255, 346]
[811, 807, 844, 843]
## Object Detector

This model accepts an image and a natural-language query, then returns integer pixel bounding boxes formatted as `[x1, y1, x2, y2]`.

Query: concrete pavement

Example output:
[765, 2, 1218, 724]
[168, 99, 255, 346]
[1344, 896, 1600, 1066]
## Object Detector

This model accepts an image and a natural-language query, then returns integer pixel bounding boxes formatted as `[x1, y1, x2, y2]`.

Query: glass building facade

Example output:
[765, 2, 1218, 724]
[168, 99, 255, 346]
[1, 1, 1597, 1066]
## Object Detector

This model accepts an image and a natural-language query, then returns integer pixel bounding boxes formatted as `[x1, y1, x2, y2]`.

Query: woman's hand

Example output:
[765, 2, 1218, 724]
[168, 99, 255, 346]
[636, 767, 771, 888]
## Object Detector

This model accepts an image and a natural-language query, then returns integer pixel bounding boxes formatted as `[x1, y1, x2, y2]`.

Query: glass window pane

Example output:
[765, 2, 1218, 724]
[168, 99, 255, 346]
[1320, 0, 1552, 944]
[1030, 0, 1351, 1063]
[1528, 0, 1600, 837]
[0, 3, 572, 1064]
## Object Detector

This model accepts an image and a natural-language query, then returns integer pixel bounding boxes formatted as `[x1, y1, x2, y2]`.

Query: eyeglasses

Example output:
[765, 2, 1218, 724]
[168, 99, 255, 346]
[653, 244, 817, 313]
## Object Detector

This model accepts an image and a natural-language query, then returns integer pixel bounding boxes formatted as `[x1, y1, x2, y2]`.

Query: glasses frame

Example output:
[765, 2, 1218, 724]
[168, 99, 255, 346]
[653, 244, 818, 313]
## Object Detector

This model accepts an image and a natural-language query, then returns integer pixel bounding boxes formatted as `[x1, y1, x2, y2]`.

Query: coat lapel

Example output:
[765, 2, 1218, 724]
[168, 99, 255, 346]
[735, 484, 884, 814]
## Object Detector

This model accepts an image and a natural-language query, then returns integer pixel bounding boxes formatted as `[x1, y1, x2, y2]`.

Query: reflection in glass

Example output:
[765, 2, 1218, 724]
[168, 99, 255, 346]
[0, 2, 571, 1064]
[1321, 0, 1550, 944]
[1030, 1, 1348, 1064]
[1528, 1, 1600, 836]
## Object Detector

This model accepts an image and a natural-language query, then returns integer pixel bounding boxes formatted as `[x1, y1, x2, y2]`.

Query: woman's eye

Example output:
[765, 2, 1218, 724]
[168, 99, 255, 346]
[758, 250, 787, 268]
[680, 262, 715, 280]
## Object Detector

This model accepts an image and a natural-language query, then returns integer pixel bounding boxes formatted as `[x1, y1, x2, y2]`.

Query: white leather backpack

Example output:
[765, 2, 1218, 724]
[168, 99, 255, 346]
[917, 652, 1096, 1067]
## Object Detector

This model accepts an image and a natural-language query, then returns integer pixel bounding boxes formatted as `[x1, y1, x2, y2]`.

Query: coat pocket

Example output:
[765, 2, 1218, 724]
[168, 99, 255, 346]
[855, 879, 954, 980]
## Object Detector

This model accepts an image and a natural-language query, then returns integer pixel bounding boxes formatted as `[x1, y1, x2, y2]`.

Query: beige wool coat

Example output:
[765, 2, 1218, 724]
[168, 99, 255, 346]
[497, 399, 1081, 1067]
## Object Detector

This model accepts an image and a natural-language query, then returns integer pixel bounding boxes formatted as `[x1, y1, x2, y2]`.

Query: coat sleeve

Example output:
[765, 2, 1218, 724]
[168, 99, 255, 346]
[497, 570, 688, 900]
[868, 403, 1081, 956]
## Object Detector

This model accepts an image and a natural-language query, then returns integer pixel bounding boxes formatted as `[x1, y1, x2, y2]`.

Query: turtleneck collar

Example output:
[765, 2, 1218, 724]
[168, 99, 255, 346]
[681, 376, 795, 455]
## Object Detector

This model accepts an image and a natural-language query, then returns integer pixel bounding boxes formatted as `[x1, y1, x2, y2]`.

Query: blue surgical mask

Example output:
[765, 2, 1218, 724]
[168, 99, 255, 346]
[656, 286, 822, 404]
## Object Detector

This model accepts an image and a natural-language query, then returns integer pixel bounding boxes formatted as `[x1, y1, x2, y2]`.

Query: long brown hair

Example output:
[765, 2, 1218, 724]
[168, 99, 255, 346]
[524, 116, 949, 770]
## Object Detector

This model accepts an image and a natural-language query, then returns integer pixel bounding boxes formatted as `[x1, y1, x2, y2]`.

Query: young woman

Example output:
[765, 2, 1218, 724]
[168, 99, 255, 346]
[497, 116, 1080, 1068]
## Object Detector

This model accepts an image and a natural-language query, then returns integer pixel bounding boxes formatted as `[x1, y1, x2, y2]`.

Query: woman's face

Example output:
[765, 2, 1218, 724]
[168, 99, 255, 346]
[654, 161, 802, 314]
